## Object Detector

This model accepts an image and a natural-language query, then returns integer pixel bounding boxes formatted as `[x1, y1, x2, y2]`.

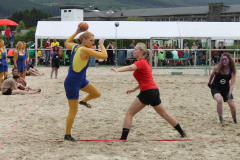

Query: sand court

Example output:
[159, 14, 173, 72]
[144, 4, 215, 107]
[1, 66, 240, 159]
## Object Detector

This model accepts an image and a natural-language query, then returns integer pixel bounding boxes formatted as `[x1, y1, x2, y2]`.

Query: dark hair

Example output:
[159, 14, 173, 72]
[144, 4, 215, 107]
[53, 46, 59, 53]
[13, 74, 20, 80]
[218, 52, 237, 75]
[77, 31, 94, 45]
[12, 67, 18, 72]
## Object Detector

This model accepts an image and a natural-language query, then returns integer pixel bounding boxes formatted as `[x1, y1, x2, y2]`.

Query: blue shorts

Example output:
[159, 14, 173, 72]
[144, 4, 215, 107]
[64, 78, 89, 99]
[0, 64, 8, 72]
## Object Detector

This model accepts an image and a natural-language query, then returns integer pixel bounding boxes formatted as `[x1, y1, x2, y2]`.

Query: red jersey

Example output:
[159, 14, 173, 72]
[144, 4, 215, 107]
[5, 30, 11, 36]
[133, 58, 158, 91]
[153, 45, 158, 54]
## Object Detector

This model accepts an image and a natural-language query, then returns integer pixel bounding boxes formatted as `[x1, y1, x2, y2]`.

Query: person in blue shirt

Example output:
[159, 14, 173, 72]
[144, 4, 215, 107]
[9, 32, 15, 48]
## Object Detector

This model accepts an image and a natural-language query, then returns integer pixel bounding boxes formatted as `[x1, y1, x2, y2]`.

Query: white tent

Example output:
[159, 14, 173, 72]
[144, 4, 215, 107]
[35, 21, 240, 40]
[35, 21, 240, 73]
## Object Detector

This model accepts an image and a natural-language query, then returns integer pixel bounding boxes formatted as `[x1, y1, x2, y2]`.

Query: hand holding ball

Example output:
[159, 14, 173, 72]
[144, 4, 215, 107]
[78, 22, 89, 32]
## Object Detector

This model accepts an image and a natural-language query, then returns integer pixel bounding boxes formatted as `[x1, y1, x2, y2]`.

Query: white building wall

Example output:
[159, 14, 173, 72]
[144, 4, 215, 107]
[61, 9, 83, 21]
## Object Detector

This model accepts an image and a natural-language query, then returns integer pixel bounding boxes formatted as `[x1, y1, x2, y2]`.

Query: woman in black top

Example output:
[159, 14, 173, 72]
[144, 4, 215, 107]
[208, 52, 238, 124]
[50, 46, 63, 79]
[106, 42, 113, 66]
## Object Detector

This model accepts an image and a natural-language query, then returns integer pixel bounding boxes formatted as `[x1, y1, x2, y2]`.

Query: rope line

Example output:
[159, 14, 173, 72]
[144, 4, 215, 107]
[0, 76, 64, 148]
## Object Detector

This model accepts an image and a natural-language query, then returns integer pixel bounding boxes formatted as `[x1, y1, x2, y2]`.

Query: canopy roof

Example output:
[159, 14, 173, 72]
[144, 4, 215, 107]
[35, 21, 240, 40]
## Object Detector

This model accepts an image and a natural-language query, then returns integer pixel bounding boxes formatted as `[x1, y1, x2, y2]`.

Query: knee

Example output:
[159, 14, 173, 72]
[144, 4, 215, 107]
[216, 99, 223, 105]
[92, 91, 101, 98]
[126, 110, 134, 117]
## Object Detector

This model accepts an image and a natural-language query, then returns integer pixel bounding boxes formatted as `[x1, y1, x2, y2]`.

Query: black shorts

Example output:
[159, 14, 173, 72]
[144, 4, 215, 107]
[137, 89, 161, 106]
[52, 61, 60, 68]
[2, 88, 12, 95]
[211, 88, 233, 102]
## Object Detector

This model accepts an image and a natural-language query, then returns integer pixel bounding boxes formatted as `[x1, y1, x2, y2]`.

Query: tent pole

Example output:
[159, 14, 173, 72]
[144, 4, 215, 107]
[115, 26, 118, 67]
[35, 37, 38, 67]
[150, 38, 153, 67]
[234, 50, 236, 64]
[237, 40, 239, 64]
[209, 38, 212, 75]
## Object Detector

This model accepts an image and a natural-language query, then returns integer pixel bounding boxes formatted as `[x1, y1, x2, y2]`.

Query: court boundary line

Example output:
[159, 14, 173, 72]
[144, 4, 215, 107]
[2, 138, 228, 145]
[0, 75, 65, 148]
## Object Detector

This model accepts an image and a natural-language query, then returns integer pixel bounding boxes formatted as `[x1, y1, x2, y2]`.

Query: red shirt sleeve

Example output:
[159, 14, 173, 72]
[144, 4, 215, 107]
[134, 59, 143, 71]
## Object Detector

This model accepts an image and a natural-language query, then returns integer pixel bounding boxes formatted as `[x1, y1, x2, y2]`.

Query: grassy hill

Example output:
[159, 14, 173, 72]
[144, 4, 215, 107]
[29, 0, 240, 11]
[1, 0, 240, 19]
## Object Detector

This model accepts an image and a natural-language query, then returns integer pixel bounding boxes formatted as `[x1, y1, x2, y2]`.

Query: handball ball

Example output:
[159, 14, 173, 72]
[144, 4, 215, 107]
[79, 22, 89, 31]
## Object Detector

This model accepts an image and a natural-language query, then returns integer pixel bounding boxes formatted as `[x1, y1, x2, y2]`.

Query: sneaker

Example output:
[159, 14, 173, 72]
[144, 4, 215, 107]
[79, 101, 92, 108]
[234, 119, 239, 124]
[180, 131, 187, 138]
[64, 135, 75, 141]
[219, 116, 225, 125]
[220, 119, 225, 125]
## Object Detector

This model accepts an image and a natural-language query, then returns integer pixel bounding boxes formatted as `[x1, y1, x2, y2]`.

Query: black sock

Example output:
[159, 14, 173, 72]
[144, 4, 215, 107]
[120, 128, 130, 140]
[174, 123, 184, 134]
[234, 119, 238, 123]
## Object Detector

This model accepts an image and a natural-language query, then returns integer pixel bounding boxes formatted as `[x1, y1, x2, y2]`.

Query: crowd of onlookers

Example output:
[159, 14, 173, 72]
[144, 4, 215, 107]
[148, 40, 227, 67]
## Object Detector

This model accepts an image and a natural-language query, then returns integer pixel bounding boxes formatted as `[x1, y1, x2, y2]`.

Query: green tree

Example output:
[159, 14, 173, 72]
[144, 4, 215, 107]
[16, 20, 26, 33]
[0, 25, 5, 33]
[24, 28, 36, 43]
[127, 16, 145, 21]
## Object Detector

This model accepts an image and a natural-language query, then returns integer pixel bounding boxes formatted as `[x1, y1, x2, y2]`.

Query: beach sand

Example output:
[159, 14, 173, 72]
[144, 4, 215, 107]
[1, 66, 240, 160]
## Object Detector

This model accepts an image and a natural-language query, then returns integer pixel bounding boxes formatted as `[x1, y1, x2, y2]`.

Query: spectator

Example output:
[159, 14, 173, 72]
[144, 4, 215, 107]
[129, 40, 135, 49]
[27, 39, 34, 49]
[112, 42, 116, 65]
[158, 47, 166, 66]
[9, 32, 15, 48]
[0, 39, 8, 91]
[145, 42, 150, 49]
[2, 74, 40, 95]
[201, 47, 207, 65]
[28, 45, 35, 59]
[191, 42, 198, 65]
[51, 38, 59, 46]
[50, 45, 62, 79]
[218, 45, 224, 57]
[165, 50, 172, 66]
[4, 27, 11, 44]
[172, 47, 179, 66]
[106, 42, 114, 66]
[163, 43, 171, 49]
[183, 47, 191, 66]
[90, 44, 96, 67]
[22, 42, 29, 79]
[184, 41, 188, 49]
[14, 41, 26, 78]
[218, 43, 223, 49]
[211, 46, 218, 64]
[196, 40, 202, 65]
[26, 61, 44, 76]
[44, 37, 51, 67]
[7, 67, 32, 90]
[153, 41, 159, 66]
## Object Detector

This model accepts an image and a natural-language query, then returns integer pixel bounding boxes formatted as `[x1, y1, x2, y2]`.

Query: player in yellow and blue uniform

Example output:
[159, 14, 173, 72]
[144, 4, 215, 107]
[14, 41, 26, 79]
[0, 39, 8, 91]
[64, 24, 108, 140]
[23, 42, 29, 79]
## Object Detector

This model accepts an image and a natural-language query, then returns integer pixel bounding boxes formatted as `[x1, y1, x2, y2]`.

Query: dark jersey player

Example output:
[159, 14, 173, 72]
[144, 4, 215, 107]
[208, 52, 238, 125]
[111, 43, 186, 140]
